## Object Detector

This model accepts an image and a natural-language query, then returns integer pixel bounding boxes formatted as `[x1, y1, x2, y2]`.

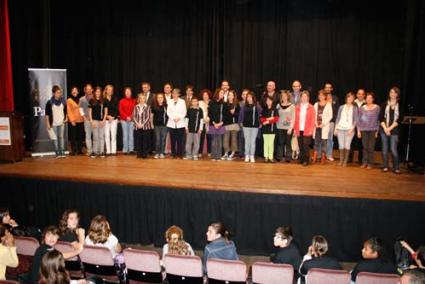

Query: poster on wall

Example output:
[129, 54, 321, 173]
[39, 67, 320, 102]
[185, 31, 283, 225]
[0, 117, 11, 146]
[28, 68, 67, 156]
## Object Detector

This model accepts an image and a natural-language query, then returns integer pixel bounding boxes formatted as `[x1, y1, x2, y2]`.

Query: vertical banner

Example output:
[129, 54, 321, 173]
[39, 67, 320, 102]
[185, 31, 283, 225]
[28, 68, 67, 155]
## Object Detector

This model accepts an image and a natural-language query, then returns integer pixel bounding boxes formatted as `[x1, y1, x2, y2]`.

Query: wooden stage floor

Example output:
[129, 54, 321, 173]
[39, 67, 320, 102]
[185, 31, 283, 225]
[0, 155, 424, 202]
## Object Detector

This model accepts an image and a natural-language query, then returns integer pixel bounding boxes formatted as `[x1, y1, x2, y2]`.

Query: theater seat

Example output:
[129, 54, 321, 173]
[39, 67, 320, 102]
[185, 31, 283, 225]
[14, 236, 39, 256]
[79, 245, 119, 283]
[207, 258, 247, 284]
[54, 241, 84, 278]
[123, 248, 165, 284]
[356, 272, 400, 284]
[251, 261, 294, 284]
[163, 254, 204, 283]
[0, 281, 20, 284]
[306, 268, 351, 284]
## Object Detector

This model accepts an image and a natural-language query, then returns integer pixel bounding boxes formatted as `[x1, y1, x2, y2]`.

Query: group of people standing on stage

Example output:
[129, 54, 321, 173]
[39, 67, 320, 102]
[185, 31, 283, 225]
[45, 79, 403, 173]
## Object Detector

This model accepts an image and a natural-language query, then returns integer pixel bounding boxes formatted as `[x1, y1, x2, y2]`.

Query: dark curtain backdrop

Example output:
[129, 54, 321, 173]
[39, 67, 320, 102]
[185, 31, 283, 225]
[2, 176, 425, 262]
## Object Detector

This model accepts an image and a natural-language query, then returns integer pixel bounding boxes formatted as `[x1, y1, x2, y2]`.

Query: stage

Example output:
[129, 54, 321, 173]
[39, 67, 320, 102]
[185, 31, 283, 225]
[1, 156, 424, 262]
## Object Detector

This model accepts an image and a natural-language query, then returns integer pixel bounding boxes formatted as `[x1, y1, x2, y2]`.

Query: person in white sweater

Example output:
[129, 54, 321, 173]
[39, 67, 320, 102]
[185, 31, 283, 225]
[0, 224, 18, 280]
[166, 88, 187, 158]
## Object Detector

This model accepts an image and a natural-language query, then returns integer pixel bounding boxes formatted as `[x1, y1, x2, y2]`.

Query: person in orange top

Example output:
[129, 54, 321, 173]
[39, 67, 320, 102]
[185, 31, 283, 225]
[67, 86, 84, 155]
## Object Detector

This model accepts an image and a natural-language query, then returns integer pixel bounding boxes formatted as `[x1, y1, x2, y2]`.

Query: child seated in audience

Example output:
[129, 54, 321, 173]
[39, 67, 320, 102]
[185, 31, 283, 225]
[184, 97, 204, 160]
[271, 226, 301, 272]
[29, 226, 82, 284]
[0, 208, 19, 233]
[401, 240, 425, 270]
[351, 237, 397, 282]
[401, 269, 425, 284]
[0, 224, 18, 280]
[203, 221, 238, 273]
[162, 225, 195, 259]
[299, 235, 341, 281]
[58, 209, 85, 250]
[39, 249, 87, 284]
[85, 215, 122, 260]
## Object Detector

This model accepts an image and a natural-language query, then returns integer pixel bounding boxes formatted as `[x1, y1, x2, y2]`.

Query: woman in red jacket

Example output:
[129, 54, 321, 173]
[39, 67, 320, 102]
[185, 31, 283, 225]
[294, 90, 316, 166]
[119, 87, 136, 154]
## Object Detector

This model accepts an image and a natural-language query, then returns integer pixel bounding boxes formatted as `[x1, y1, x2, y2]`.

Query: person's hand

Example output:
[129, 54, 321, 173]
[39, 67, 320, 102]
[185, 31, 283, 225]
[137, 123, 142, 129]
[100, 121, 105, 127]
[348, 129, 353, 135]
[47, 124, 51, 130]
[230, 108, 235, 114]
[185, 128, 189, 133]
[263, 120, 269, 125]
[334, 129, 338, 136]
[400, 240, 414, 252]
[71, 121, 76, 127]
[288, 128, 292, 135]
[3, 231, 15, 247]
[76, 228, 85, 239]
[307, 245, 314, 256]
[8, 219, 18, 228]
[375, 131, 378, 138]
[198, 129, 202, 134]
[91, 122, 96, 128]
[204, 117, 210, 123]
[357, 131, 361, 139]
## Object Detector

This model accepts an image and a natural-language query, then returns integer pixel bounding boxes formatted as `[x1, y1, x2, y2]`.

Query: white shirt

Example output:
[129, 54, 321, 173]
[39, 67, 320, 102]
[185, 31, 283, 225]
[337, 105, 354, 130]
[85, 234, 119, 258]
[52, 104, 65, 126]
[299, 103, 308, 131]
[166, 98, 187, 129]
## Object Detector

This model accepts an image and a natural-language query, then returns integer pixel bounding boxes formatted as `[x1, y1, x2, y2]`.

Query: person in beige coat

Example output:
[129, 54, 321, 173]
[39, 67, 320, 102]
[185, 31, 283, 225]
[313, 90, 333, 164]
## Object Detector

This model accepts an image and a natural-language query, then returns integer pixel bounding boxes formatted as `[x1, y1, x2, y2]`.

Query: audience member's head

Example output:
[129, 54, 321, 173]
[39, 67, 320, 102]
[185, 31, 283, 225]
[310, 235, 328, 257]
[273, 226, 293, 248]
[165, 225, 190, 256]
[401, 269, 425, 284]
[88, 215, 111, 244]
[39, 249, 70, 284]
[0, 207, 10, 225]
[206, 221, 231, 242]
[42, 226, 60, 247]
[362, 237, 384, 259]
[59, 209, 80, 235]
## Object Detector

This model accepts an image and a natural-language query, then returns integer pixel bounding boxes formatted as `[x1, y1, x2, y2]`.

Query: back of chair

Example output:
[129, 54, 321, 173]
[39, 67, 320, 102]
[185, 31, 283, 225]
[54, 241, 83, 278]
[252, 262, 294, 284]
[14, 236, 39, 256]
[0, 280, 20, 284]
[54, 241, 79, 261]
[164, 254, 203, 277]
[356, 272, 400, 284]
[307, 268, 351, 284]
[207, 258, 247, 283]
[79, 245, 118, 283]
[123, 248, 164, 284]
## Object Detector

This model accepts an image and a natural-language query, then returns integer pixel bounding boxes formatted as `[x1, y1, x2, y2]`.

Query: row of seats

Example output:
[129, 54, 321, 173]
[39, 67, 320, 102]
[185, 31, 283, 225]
[10, 236, 401, 284]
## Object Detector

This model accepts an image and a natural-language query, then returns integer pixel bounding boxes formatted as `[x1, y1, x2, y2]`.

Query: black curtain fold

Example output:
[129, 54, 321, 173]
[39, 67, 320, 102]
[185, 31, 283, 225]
[1, 176, 424, 262]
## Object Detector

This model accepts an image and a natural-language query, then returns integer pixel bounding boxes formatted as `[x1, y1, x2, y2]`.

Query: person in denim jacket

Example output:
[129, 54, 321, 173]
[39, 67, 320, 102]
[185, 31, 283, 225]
[203, 221, 239, 273]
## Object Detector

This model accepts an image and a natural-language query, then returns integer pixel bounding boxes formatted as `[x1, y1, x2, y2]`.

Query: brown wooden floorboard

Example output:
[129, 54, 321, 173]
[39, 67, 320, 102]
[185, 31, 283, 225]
[0, 155, 424, 202]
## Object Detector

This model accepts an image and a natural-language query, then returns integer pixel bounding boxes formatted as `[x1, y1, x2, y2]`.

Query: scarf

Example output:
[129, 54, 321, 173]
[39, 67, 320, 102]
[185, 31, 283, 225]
[51, 96, 65, 106]
[385, 101, 399, 127]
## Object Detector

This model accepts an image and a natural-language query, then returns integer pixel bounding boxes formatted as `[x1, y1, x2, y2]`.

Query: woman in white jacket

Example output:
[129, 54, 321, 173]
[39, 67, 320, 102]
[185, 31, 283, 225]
[313, 90, 333, 164]
[166, 88, 187, 158]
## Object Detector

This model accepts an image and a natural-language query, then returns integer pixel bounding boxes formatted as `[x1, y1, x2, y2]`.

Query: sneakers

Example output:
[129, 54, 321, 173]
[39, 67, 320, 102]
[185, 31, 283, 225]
[159, 154, 165, 159]
[154, 154, 159, 159]
[183, 156, 191, 160]
[193, 156, 199, 161]
[89, 153, 96, 158]
[221, 153, 228, 160]
[250, 155, 255, 163]
[244, 155, 249, 163]
[227, 152, 235, 160]
[264, 158, 269, 163]
[100, 153, 106, 158]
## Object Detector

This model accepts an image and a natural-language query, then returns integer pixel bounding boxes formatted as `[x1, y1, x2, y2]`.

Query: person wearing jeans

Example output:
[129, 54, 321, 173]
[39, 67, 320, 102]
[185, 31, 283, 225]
[335, 92, 358, 166]
[184, 97, 204, 160]
[89, 86, 108, 158]
[79, 84, 94, 155]
[208, 89, 227, 161]
[276, 90, 295, 162]
[380, 87, 402, 174]
[222, 90, 240, 160]
[198, 89, 212, 157]
[119, 87, 136, 154]
[152, 93, 168, 159]
[104, 85, 119, 156]
[357, 92, 380, 169]
[45, 85, 67, 158]
[239, 91, 261, 163]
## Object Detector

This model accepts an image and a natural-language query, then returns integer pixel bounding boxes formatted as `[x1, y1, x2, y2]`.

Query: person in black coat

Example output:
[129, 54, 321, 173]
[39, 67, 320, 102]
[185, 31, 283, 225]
[351, 237, 398, 282]
[299, 235, 342, 282]
[271, 226, 302, 273]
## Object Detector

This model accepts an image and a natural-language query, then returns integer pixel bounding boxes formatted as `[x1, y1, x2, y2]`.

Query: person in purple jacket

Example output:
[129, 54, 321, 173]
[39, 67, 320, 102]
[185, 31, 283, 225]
[357, 92, 380, 169]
